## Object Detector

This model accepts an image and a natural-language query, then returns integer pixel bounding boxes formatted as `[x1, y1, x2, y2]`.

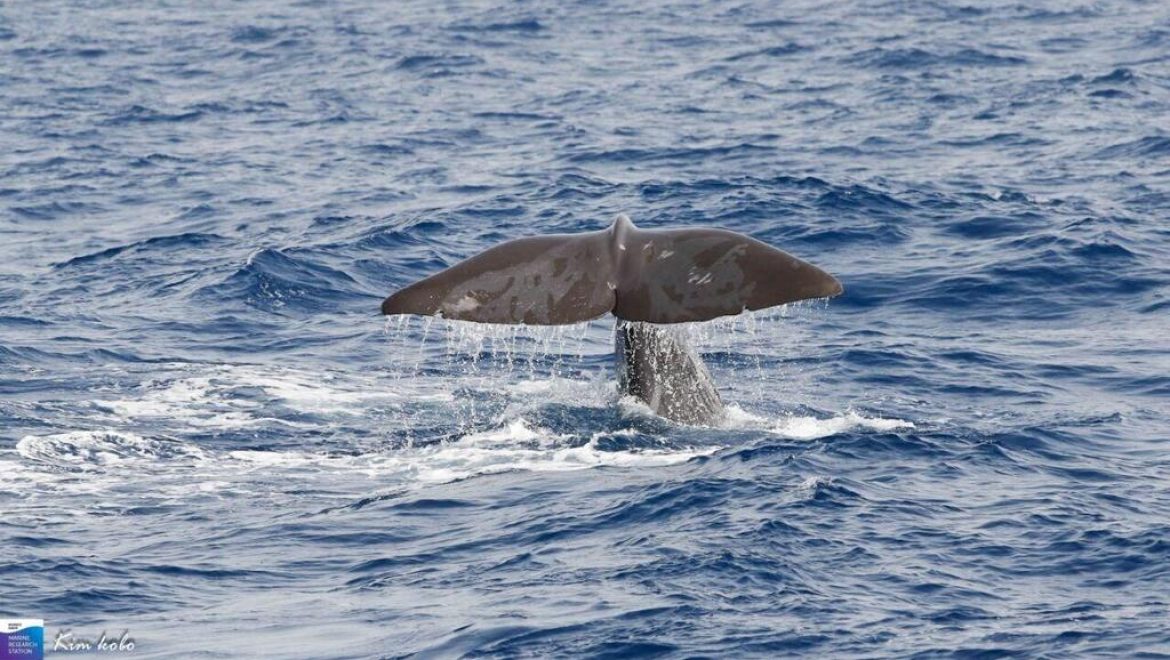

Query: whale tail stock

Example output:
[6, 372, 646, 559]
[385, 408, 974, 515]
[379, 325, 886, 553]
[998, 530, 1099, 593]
[380, 214, 842, 325]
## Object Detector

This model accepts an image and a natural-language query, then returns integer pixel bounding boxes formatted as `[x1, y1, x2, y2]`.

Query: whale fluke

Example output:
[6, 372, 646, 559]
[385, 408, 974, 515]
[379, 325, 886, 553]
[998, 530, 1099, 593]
[381, 214, 842, 425]
[381, 214, 842, 324]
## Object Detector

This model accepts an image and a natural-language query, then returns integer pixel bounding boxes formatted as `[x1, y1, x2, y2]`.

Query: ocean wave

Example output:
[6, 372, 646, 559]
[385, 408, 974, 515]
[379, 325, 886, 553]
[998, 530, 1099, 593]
[848, 47, 1028, 69]
[1093, 136, 1170, 159]
[54, 232, 227, 269]
[193, 247, 370, 314]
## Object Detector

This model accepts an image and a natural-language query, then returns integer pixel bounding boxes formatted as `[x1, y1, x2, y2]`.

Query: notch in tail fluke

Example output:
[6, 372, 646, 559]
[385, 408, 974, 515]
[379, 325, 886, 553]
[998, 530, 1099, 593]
[381, 214, 842, 324]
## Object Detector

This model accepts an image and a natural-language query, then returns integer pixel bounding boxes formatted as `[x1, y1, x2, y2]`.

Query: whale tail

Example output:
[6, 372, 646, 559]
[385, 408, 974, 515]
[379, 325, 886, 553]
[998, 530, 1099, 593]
[381, 214, 842, 325]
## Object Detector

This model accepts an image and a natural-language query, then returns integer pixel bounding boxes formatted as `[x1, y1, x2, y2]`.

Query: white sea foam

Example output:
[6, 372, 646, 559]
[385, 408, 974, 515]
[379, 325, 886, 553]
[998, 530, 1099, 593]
[92, 364, 413, 430]
[3, 403, 908, 504]
[410, 418, 717, 483]
[206, 416, 714, 485]
[798, 475, 833, 491]
[16, 430, 206, 467]
[723, 404, 915, 439]
[238, 371, 399, 412]
[8, 352, 910, 504]
[92, 363, 594, 436]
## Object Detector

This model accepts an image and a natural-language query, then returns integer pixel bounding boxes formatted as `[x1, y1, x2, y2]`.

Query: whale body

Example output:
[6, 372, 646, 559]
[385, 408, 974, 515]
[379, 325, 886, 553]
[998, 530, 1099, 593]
[381, 214, 841, 424]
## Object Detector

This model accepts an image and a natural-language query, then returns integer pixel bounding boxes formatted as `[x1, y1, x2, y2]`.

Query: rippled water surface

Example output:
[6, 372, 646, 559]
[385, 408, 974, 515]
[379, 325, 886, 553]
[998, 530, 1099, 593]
[2, 0, 1169, 657]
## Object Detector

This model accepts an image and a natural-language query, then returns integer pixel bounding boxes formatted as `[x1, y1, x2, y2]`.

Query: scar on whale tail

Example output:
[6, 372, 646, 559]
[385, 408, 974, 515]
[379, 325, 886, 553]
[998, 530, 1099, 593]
[381, 214, 842, 425]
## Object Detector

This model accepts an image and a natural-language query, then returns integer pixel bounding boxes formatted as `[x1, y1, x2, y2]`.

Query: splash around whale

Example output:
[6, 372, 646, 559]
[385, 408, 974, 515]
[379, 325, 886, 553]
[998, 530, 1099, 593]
[381, 214, 842, 424]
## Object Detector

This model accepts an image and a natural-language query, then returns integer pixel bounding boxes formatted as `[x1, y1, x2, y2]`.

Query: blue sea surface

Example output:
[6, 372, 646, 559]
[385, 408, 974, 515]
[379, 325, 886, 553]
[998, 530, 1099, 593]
[2, 0, 1169, 657]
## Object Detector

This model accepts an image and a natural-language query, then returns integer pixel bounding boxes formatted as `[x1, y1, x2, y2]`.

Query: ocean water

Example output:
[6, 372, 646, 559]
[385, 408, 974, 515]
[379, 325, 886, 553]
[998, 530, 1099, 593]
[2, 0, 1169, 657]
